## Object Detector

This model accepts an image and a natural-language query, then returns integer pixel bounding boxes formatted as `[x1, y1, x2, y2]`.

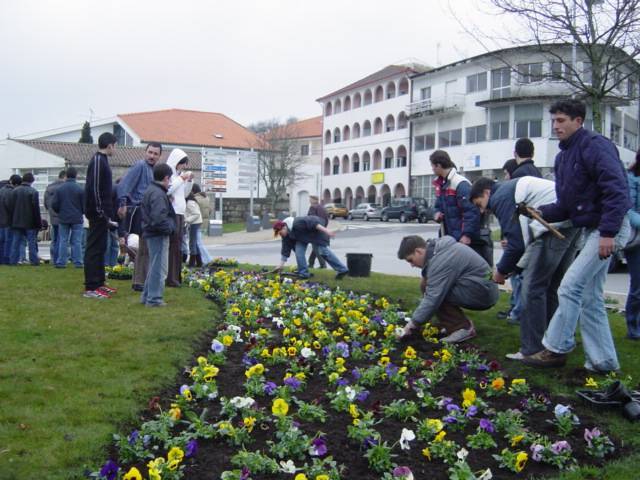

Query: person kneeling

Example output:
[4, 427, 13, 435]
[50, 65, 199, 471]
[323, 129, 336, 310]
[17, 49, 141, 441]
[397, 235, 498, 343]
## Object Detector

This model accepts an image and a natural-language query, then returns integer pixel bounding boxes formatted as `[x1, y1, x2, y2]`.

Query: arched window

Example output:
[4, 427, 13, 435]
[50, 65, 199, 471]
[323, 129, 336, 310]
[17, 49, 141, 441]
[355, 186, 365, 205]
[367, 185, 376, 203]
[324, 130, 331, 144]
[325, 102, 332, 116]
[334, 99, 342, 114]
[323, 189, 332, 203]
[362, 151, 371, 171]
[343, 125, 351, 141]
[396, 146, 407, 167]
[352, 122, 361, 138]
[385, 114, 395, 132]
[399, 78, 409, 95]
[333, 188, 342, 203]
[333, 127, 341, 143]
[352, 153, 360, 172]
[363, 120, 372, 137]
[397, 111, 408, 129]
[332, 157, 340, 175]
[323, 158, 331, 176]
[344, 96, 351, 111]
[373, 117, 383, 135]
[374, 85, 384, 102]
[364, 89, 372, 105]
[384, 147, 394, 169]
[342, 155, 350, 174]
[386, 81, 396, 99]
[373, 150, 382, 170]
[353, 92, 362, 108]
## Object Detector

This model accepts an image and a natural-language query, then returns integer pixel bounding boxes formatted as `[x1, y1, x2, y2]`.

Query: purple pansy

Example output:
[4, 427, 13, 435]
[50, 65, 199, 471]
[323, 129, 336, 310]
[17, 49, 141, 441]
[530, 443, 545, 461]
[310, 437, 328, 456]
[127, 430, 139, 446]
[185, 439, 198, 458]
[263, 381, 277, 395]
[356, 390, 370, 402]
[99, 460, 119, 480]
[284, 377, 302, 390]
[551, 440, 571, 454]
[479, 418, 494, 433]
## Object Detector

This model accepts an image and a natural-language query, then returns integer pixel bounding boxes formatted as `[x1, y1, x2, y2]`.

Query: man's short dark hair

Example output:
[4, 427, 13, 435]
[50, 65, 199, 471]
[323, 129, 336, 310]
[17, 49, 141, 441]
[515, 138, 534, 158]
[22, 172, 35, 184]
[66, 167, 78, 179]
[549, 99, 586, 121]
[9, 174, 21, 186]
[470, 177, 496, 201]
[502, 159, 518, 177]
[146, 142, 163, 154]
[58, 170, 67, 179]
[153, 163, 173, 181]
[98, 132, 117, 149]
[429, 150, 456, 169]
[397, 235, 427, 259]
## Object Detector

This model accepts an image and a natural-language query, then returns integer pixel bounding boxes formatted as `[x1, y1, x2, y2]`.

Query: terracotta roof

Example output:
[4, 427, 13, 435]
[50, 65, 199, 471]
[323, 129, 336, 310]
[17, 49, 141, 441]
[316, 65, 421, 102]
[118, 109, 259, 149]
[15, 140, 202, 169]
[285, 116, 323, 138]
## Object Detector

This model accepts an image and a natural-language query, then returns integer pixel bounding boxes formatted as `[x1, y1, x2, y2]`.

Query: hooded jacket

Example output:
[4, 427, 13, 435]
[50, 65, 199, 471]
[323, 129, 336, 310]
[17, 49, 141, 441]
[539, 127, 630, 237]
[412, 236, 498, 325]
[433, 168, 481, 240]
[166, 148, 193, 215]
[141, 181, 176, 237]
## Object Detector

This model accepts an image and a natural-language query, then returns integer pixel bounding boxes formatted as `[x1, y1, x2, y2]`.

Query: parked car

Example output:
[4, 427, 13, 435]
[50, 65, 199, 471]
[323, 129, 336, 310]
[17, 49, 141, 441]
[380, 197, 433, 223]
[347, 203, 382, 221]
[324, 203, 348, 219]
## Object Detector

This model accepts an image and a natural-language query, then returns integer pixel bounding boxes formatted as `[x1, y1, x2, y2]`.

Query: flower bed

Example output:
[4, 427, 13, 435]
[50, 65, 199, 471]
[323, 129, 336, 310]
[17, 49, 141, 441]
[106, 265, 133, 281]
[93, 269, 621, 480]
[207, 258, 240, 269]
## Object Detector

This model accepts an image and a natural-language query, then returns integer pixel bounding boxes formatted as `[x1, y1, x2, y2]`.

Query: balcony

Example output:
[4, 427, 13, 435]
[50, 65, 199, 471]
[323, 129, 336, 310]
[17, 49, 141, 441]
[475, 81, 574, 107]
[406, 94, 465, 121]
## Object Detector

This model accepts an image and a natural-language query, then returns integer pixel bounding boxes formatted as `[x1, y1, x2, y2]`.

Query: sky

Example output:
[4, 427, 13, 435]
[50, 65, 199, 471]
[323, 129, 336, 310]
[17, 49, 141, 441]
[0, 0, 502, 138]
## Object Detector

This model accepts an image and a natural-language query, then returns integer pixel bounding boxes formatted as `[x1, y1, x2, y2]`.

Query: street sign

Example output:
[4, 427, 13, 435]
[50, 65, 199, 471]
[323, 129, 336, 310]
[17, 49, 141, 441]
[202, 148, 229, 193]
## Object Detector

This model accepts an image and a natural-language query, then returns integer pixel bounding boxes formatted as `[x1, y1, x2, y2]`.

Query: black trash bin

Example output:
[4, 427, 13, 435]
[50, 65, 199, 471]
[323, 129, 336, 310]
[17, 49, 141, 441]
[346, 253, 373, 277]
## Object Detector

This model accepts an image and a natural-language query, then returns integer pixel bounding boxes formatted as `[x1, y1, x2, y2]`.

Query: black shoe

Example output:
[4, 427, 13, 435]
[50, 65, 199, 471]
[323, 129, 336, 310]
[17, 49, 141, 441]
[335, 271, 348, 280]
[132, 284, 144, 292]
[496, 310, 510, 319]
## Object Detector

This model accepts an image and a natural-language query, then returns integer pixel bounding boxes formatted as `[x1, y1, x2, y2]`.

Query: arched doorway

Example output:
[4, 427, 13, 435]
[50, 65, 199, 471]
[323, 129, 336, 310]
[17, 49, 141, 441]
[367, 185, 377, 204]
[297, 190, 310, 217]
[380, 184, 391, 206]
[333, 188, 342, 204]
[355, 186, 365, 205]
[393, 183, 406, 198]
[344, 187, 353, 210]
[323, 189, 332, 204]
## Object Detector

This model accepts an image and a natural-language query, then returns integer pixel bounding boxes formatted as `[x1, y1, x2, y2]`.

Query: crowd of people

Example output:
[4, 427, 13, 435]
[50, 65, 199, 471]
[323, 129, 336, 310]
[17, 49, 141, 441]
[1, 98, 639, 373]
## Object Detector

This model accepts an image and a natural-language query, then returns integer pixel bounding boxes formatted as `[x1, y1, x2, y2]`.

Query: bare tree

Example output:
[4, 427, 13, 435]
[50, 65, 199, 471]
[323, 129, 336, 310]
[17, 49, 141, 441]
[453, 0, 640, 132]
[249, 120, 308, 212]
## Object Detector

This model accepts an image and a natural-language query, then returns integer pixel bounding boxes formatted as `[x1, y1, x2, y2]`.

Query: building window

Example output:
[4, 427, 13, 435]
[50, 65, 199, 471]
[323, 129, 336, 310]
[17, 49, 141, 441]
[414, 134, 435, 151]
[420, 86, 431, 100]
[628, 78, 636, 98]
[363, 156, 371, 171]
[396, 155, 407, 167]
[491, 67, 511, 99]
[583, 61, 593, 84]
[466, 72, 487, 93]
[517, 63, 543, 83]
[611, 123, 621, 145]
[438, 129, 462, 148]
[550, 61, 566, 81]
[465, 125, 487, 144]
[415, 136, 425, 151]
[624, 129, 638, 151]
[353, 159, 360, 172]
[490, 106, 510, 140]
[514, 103, 543, 138]
[300, 144, 309, 156]
[384, 156, 393, 169]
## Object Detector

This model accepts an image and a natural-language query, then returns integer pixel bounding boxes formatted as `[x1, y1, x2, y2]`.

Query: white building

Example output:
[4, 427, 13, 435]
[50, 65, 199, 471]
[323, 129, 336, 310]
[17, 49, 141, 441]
[316, 64, 427, 209]
[408, 44, 640, 202]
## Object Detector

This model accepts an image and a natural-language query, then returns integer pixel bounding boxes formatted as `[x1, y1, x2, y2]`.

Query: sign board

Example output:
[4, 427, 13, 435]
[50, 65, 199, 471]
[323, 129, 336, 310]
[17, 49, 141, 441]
[464, 154, 481, 169]
[237, 150, 259, 191]
[201, 149, 229, 193]
[371, 172, 385, 184]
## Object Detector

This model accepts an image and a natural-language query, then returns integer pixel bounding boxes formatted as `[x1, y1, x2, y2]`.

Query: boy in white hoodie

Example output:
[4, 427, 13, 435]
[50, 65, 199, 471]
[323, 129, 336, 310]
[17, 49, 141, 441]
[165, 148, 193, 286]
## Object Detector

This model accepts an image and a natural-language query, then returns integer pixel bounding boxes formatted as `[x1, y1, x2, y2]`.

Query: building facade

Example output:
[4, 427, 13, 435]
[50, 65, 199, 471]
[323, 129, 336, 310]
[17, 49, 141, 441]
[408, 45, 639, 203]
[317, 65, 427, 209]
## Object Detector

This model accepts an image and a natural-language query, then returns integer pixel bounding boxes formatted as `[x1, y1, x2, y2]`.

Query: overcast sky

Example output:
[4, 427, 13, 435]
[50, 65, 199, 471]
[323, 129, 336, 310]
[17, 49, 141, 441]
[0, 0, 501, 138]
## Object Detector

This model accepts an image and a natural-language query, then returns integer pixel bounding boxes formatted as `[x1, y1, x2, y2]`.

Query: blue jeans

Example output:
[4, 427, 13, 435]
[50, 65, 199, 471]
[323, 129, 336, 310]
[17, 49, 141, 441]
[625, 247, 640, 338]
[0, 227, 9, 264]
[50, 225, 60, 265]
[196, 229, 211, 264]
[142, 235, 169, 305]
[57, 223, 83, 267]
[293, 243, 348, 277]
[104, 230, 120, 267]
[509, 273, 523, 321]
[317, 244, 348, 274]
[542, 219, 631, 371]
[9, 228, 38, 265]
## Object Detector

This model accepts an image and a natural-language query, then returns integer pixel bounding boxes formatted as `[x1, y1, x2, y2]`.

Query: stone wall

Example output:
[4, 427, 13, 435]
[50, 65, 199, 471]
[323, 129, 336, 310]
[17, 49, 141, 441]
[208, 196, 291, 223]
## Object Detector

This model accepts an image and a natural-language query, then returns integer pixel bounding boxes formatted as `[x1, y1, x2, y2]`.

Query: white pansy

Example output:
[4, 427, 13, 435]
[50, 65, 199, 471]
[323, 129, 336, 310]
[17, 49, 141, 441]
[300, 347, 315, 359]
[279, 460, 297, 473]
[399, 428, 416, 450]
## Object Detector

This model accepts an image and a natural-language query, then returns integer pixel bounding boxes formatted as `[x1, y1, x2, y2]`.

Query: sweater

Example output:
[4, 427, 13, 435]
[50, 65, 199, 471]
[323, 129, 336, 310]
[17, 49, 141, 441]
[84, 151, 113, 220]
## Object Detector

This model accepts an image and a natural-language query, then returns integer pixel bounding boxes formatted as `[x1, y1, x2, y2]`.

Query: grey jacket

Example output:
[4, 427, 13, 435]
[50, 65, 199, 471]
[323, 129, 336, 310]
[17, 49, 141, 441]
[412, 236, 499, 325]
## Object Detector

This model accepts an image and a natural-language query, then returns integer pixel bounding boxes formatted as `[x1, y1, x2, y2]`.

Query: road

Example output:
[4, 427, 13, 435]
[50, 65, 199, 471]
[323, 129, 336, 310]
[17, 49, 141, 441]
[205, 219, 631, 300]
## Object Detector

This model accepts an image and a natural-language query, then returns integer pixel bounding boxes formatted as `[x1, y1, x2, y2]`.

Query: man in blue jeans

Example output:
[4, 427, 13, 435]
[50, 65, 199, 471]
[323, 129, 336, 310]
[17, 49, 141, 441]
[0, 175, 21, 264]
[140, 163, 176, 307]
[273, 216, 348, 280]
[44, 170, 66, 265]
[7, 172, 42, 265]
[523, 99, 631, 373]
[52, 167, 84, 268]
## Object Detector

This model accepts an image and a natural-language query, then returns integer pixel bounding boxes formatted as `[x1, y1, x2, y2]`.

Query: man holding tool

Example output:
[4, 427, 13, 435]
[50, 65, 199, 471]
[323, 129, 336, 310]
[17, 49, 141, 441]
[470, 176, 580, 361]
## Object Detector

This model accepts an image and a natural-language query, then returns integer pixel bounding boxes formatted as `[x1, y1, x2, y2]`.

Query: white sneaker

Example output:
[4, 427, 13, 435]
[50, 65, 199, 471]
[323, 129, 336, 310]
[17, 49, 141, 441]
[441, 326, 476, 344]
[505, 351, 525, 360]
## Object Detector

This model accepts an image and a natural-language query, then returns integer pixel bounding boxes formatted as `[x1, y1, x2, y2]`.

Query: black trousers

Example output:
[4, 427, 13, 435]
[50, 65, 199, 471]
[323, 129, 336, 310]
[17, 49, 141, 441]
[84, 217, 108, 290]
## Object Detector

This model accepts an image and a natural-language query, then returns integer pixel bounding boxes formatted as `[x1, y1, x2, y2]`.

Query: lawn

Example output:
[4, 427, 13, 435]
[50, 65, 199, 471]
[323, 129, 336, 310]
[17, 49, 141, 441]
[0, 265, 217, 480]
[1, 264, 639, 479]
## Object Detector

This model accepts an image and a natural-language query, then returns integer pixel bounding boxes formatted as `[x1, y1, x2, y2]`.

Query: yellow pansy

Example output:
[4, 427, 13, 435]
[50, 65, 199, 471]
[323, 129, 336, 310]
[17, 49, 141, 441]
[403, 346, 417, 359]
[511, 434, 524, 446]
[434, 431, 447, 442]
[123, 467, 142, 480]
[167, 446, 184, 463]
[585, 377, 599, 388]
[515, 451, 528, 472]
[169, 405, 181, 421]
[148, 467, 161, 480]
[422, 447, 431, 461]
[272, 398, 289, 417]
[316, 475, 330, 480]
[222, 335, 233, 346]
[426, 418, 443, 433]
[197, 356, 208, 366]
[462, 388, 476, 408]
[349, 404, 359, 418]
[243, 416, 256, 432]
[294, 474, 308, 480]
[379, 356, 390, 366]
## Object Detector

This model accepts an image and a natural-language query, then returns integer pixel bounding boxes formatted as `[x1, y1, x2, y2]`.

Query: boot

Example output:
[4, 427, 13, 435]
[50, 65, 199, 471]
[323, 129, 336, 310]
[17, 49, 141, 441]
[195, 254, 203, 267]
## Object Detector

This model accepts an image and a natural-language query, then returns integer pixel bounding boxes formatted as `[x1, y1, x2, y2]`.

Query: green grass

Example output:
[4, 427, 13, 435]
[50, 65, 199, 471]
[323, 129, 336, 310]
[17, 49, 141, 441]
[2, 264, 639, 479]
[0, 265, 218, 480]
[222, 222, 246, 234]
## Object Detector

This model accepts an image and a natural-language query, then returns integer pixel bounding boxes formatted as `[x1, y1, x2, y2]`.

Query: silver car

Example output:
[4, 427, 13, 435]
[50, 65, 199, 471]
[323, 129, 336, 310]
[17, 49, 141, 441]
[347, 203, 382, 221]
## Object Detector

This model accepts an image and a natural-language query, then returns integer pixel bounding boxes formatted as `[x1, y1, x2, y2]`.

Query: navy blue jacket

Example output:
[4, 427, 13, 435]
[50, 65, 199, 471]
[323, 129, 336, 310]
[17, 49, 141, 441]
[52, 178, 84, 225]
[281, 216, 329, 258]
[0, 184, 14, 227]
[85, 151, 113, 220]
[7, 183, 41, 230]
[511, 159, 542, 179]
[141, 182, 176, 237]
[433, 171, 481, 240]
[487, 180, 525, 275]
[540, 128, 630, 237]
